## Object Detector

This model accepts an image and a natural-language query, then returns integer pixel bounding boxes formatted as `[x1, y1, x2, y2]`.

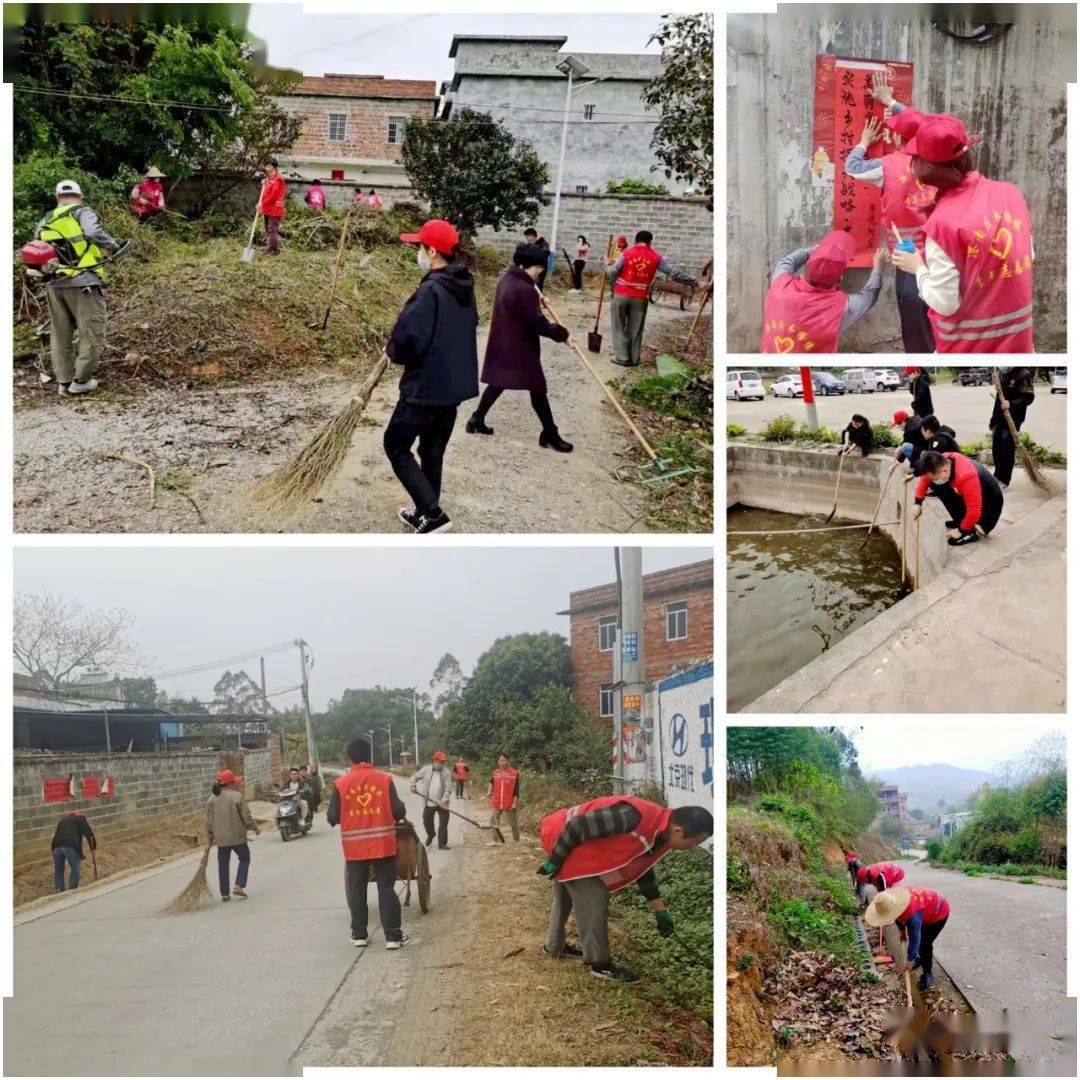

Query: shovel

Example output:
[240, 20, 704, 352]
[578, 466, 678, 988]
[679, 287, 711, 362]
[823, 450, 847, 523]
[240, 203, 262, 264]
[587, 232, 613, 352]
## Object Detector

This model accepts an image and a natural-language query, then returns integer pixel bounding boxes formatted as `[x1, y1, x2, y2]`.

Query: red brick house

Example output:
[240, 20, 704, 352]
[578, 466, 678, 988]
[276, 74, 438, 188]
[561, 560, 713, 723]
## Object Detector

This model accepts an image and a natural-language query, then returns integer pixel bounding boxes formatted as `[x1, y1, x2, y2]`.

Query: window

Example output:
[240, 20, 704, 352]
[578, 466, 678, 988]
[597, 616, 617, 652]
[330, 169, 344, 181]
[327, 113, 347, 141]
[387, 115, 407, 144]
[583, 103, 596, 120]
[575, 184, 588, 194]
[599, 683, 614, 718]
[666, 601, 688, 642]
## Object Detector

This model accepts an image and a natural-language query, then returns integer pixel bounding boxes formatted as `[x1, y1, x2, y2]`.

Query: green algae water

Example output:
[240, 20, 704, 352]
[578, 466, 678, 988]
[727, 506, 902, 711]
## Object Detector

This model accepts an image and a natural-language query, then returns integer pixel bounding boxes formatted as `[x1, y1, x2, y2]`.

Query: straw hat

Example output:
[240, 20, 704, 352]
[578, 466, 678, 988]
[863, 887, 911, 928]
[145, 165, 166, 179]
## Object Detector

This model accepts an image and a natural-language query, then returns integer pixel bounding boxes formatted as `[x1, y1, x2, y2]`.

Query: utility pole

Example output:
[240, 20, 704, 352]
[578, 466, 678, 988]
[411, 688, 419, 766]
[296, 639, 318, 769]
[259, 656, 269, 714]
[614, 547, 644, 791]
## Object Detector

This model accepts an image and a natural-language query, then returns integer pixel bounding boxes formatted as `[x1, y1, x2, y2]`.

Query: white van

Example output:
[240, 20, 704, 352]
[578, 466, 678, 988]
[842, 368, 878, 394]
[727, 370, 765, 401]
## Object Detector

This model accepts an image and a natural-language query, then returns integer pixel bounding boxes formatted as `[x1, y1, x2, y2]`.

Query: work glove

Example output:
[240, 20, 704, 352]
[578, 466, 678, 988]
[537, 859, 558, 878]
[655, 909, 675, 937]
[552, 324, 570, 343]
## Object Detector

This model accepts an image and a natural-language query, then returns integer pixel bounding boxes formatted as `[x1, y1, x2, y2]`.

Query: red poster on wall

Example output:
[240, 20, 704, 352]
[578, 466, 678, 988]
[43, 776, 75, 803]
[812, 56, 915, 267]
[83, 775, 101, 799]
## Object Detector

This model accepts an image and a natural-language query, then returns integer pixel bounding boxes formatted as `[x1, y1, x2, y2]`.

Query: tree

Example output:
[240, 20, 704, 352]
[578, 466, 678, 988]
[429, 652, 466, 714]
[212, 669, 268, 715]
[400, 108, 549, 239]
[13, 591, 138, 689]
[640, 13, 714, 196]
[121, 676, 159, 709]
[317, 686, 438, 765]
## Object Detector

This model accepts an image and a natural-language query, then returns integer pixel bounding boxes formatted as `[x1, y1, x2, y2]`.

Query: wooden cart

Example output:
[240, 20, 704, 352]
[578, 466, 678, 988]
[368, 819, 431, 913]
[649, 258, 713, 310]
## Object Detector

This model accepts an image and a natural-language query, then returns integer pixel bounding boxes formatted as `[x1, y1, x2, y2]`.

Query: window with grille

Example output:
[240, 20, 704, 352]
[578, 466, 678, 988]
[599, 683, 614, 717]
[575, 184, 588, 193]
[327, 113, 347, 141]
[387, 115, 407, 144]
[583, 103, 596, 120]
[597, 616, 617, 652]
[666, 601, 688, 641]
[330, 169, 344, 181]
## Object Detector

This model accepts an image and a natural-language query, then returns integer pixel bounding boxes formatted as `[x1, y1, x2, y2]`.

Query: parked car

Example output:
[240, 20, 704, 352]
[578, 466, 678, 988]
[841, 368, 877, 394]
[727, 370, 765, 401]
[771, 373, 802, 398]
[874, 369, 901, 391]
[1051, 368, 1067, 394]
[957, 368, 991, 386]
[811, 371, 845, 396]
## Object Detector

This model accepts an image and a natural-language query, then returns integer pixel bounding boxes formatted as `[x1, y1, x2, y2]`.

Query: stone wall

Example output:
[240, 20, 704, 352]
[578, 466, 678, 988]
[13, 749, 270, 868]
[727, 8, 1072, 351]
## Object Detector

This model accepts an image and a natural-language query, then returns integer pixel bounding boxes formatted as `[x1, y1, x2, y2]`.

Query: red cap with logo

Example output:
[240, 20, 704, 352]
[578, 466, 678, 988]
[399, 219, 460, 256]
[806, 230, 856, 288]
[433, 750, 447, 762]
[907, 113, 981, 164]
[216, 769, 242, 785]
[892, 409, 909, 426]
[884, 107, 927, 143]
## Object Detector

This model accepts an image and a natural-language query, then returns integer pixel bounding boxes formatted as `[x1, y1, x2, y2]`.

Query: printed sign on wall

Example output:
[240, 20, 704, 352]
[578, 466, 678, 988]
[656, 663, 714, 811]
[82, 775, 101, 799]
[42, 776, 76, 803]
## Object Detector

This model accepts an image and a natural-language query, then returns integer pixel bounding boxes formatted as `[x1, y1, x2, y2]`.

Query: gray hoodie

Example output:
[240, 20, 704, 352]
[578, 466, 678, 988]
[410, 762, 452, 808]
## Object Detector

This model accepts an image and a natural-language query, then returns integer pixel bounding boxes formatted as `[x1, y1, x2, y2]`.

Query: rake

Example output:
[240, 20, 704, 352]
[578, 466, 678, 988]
[161, 842, 215, 914]
[991, 370, 1060, 496]
[538, 291, 696, 486]
[418, 795, 505, 843]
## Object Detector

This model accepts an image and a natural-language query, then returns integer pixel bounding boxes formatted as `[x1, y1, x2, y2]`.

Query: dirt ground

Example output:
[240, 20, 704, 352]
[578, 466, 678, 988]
[13, 286, 702, 534]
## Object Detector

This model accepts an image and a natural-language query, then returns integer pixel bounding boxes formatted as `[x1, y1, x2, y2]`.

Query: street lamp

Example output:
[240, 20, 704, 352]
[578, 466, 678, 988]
[377, 725, 393, 768]
[389, 689, 421, 766]
[550, 54, 590, 271]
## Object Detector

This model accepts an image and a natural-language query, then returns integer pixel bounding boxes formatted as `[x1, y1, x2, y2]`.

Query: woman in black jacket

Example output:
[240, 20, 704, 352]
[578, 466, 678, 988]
[839, 413, 874, 456]
[467, 243, 572, 452]
[904, 365, 934, 417]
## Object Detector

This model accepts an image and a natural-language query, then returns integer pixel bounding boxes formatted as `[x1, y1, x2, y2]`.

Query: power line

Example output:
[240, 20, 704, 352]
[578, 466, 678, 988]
[150, 640, 295, 681]
[14, 85, 237, 112]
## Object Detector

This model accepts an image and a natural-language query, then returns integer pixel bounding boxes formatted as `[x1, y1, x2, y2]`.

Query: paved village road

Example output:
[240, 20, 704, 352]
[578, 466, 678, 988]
[4, 787, 471, 1076]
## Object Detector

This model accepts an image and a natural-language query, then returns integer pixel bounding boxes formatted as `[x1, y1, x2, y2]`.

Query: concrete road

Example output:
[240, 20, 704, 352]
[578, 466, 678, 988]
[726, 380, 1067, 451]
[4, 787, 469, 1076]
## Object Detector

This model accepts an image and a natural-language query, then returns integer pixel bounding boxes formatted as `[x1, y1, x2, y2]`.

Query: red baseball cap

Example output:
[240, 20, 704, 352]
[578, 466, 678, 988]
[884, 107, 927, 142]
[901, 366, 921, 376]
[616, 235, 628, 247]
[907, 113, 981, 164]
[216, 769, 242, 785]
[399, 219, 459, 256]
[806, 230, 855, 288]
[433, 750, 447, 762]
[892, 410, 909, 426]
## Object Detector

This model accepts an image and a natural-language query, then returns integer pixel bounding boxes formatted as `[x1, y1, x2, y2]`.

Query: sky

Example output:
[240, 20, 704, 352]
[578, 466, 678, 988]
[853, 724, 1066, 776]
[245, 7, 663, 83]
[14, 546, 709, 710]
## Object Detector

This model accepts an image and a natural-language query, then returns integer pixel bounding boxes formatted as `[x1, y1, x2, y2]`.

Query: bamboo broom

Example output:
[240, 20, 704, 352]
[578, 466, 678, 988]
[161, 842, 215, 914]
[991, 370, 1059, 496]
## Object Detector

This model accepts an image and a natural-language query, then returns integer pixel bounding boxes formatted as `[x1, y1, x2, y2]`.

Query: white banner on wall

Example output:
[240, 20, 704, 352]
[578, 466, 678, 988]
[654, 661, 714, 812]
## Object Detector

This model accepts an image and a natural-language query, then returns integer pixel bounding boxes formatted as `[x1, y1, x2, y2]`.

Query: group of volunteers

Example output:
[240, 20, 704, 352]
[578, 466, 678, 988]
[200, 738, 712, 984]
[838, 364, 1035, 546]
[845, 851, 949, 993]
[762, 72, 1035, 354]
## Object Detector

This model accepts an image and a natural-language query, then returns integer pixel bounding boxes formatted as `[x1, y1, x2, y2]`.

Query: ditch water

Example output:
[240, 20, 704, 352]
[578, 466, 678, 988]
[727, 505, 902, 711]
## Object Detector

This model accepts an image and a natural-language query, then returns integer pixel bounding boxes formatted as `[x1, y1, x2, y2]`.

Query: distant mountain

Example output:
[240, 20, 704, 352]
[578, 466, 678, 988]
[867, 762, 996, 812]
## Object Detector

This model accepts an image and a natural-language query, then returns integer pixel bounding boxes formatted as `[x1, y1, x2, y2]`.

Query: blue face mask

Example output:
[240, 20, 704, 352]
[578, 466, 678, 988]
[931, 476, 949, 486]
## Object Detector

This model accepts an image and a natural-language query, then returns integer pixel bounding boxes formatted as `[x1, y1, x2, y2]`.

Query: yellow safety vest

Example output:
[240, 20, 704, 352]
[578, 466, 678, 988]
[38, 204, 105, 278]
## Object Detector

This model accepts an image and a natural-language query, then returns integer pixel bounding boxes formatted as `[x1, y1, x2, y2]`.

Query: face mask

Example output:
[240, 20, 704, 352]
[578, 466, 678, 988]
[932, 477, 949, 486]
[417, 248, 431, 271]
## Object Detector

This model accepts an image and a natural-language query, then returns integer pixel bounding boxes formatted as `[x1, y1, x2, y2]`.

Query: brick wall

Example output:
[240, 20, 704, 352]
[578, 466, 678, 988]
[279, 94, 434, 162]
[13, 749, 271, 868]
[567, 560, 714, 721]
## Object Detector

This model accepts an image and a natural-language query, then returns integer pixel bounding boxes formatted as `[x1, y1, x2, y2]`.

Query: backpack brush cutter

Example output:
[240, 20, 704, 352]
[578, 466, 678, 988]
[20, 239, 133, 279]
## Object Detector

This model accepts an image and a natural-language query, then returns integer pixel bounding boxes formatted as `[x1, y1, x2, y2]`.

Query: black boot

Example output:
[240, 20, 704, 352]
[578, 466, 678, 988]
[539, 431, 574, 453]
[466, 414, 494, 435]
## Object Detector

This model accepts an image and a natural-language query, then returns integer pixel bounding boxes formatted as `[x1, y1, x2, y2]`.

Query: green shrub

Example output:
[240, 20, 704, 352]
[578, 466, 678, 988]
[737, 952, 758, 970]
[960, 440, 989, 456]
[767, 898, 858, 960]
[1018, 877, 1036, 885]
[757, 792, 793, 814]
[1019, 433, 1066, 467]
[605, 177, 670, 196]
[761, 415, 798, 441]
[727, 423, 747, 438]
[925, 838, 943, 860]
[871, 421, 901, 448]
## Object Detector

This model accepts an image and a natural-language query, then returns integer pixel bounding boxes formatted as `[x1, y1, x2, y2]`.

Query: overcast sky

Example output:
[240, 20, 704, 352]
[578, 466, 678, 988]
[14, 546, 708, 710]
[246, 7, 663, 82]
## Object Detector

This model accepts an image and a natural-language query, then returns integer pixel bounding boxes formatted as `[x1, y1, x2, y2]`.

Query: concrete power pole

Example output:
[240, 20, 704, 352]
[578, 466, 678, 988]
[614, 548, 645, 791]
[412, 689, 420, 766]
[296, 639, 319, 769]
[259, 656, 269, 714]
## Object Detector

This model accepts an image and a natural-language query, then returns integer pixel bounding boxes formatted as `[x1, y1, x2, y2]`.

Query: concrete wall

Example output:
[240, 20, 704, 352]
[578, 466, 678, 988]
[726, 6, 1074, 351]
[13, 749, 271, 868]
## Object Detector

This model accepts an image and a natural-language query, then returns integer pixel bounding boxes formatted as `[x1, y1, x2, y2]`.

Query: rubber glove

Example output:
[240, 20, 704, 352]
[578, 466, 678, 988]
[655, 909, 675, 937]
[537, 859, 558, 878]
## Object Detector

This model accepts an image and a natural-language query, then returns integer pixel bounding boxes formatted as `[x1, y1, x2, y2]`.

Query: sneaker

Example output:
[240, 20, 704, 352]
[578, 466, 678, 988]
[58, 382, 70, 396]
[438, 844, 450, 850]
[466, 415, 494, 435]
[997, 480, 1009, 491]
[221, 895, 231, 902]
[385, 933, 411, 951]
[68, 378, 99, 395]
[232, 885, 248, 900]
[351, 933, 369, 948]
[590, 964, 640, 983]
[397, 506, 421, 531]
[425, 835, 435, 848]
[415, 510, 452, 535]
[561, 943, 584, 957]
[539, 432, 574, 453]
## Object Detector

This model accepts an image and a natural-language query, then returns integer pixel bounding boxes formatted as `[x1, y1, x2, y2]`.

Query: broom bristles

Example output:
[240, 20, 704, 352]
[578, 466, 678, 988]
[161, 844, 215, 915]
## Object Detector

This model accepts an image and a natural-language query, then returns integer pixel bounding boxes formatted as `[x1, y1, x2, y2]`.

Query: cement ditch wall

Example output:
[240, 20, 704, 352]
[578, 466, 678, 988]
[13, 749, 271, 869]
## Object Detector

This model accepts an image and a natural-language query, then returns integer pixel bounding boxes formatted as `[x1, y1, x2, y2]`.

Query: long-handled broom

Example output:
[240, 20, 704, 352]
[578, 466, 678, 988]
[823, 450, 847, 524]
[418, 795, 505, 843]
[991, 370, 1059, 496]
[161, 841, 215, 914]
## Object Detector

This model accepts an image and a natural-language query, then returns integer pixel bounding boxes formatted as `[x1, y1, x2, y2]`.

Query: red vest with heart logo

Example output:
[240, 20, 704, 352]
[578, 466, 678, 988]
[540, 795, 673, 892]
[881, 150, 936, 254]
[898, 886, 950, 926]
[334, 763, 397, 860]
[923, 172, 1034, 353]
[862, 861, 905, 888]
[490, 767, 518, 810]
[613, 244, 664, 298]
[760, 275, 847, 354]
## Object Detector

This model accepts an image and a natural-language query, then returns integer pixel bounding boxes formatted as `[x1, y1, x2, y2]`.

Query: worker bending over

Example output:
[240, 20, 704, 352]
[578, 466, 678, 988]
[865, 886, 950, 991]
[914, 450, 1003, 545]
[855, 860, 905, 905]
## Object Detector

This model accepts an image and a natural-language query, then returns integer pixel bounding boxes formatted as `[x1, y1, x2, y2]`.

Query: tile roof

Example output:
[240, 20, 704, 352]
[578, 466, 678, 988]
[286, 75, 437, 100]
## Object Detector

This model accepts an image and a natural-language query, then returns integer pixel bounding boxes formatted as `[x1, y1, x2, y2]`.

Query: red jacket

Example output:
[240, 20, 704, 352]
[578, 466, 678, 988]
[898, 886, 950, 927]
[915, 451, 982, 532]
[760, 274, 846, 354]
[858, 861, 905, 889]
[490, 767, 518, 810]
[130, 179, 165, 216]
[333, 763, 397, 860]
[881, 150, 935, 255]
[259, 173, 286, 219]
[922, 171, 1033, 352]
[613, 244, 663, 298]
[540, 795, 672, 892]
[453, 760, 469, 781]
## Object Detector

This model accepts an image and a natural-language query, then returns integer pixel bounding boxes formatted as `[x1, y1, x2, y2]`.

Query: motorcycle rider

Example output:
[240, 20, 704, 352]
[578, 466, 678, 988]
[280, 766, 311, 826]
[301, 763, 322, 813]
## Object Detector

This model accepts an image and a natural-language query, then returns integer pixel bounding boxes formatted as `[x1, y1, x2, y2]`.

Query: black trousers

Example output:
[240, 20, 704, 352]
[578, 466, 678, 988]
[918, 915, 947, 976]
[455, 779, 466, 797]
[344, 856, 402, 940]
[474, 385, 558, 436]
[217, 843, 250, 896]
[895, 269, 935, 353]
[422, 804, 450, 848]
[383, 399, 458, 516]
[992, 421, 1020, 485]
[572, 259, 586, 290]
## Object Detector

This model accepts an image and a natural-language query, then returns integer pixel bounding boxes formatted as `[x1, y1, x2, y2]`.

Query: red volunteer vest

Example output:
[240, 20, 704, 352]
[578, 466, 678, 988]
[333, 763, 397, 860]
[923, 172, 1034, 353]
[864, 861, 905, 888]
[760, 275, 847, 354]
[259, 174, 286, 219]
[613, 244, 663, 298]
[453, 761, 469, 781]
[898, 886, 950, 926]
[307, 187, 326, 209]
[540, 796, 672, 892]
[490, 767, 518, 810]
[881, 150, 935, 255]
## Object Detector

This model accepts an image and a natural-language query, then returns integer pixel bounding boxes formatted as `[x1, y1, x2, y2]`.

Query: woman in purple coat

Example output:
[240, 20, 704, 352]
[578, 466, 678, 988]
[466, 243, 573, 452]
